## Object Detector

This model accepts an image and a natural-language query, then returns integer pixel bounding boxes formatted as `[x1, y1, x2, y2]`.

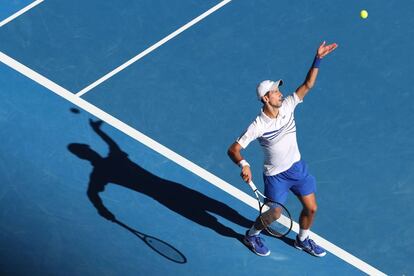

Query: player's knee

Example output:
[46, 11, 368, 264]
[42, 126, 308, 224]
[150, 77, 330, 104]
[305, 204, 317, 215]
[271, 207, 282, 217]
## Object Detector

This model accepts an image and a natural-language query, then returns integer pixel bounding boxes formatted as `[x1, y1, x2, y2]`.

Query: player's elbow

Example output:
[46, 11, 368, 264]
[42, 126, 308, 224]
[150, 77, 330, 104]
[227, 147, 235, 158]
[304, 81, 314, 90]
[227, 143, 240, 158]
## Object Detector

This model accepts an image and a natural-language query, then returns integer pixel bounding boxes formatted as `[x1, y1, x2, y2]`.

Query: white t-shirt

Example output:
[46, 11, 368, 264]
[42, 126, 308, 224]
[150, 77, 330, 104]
[237, 93, 303, 176]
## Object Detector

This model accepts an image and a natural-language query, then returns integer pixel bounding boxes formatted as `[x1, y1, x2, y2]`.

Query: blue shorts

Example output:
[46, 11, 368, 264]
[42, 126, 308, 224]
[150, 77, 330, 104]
[263, 160, 316, 204]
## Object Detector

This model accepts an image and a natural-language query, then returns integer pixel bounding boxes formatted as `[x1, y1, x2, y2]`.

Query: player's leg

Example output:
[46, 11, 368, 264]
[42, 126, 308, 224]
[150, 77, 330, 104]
[297, 192, 318, 231]
[286, 160, 326, 257]
[286, 160, 317, 231]
[291, 174, 326, 256]
[243, 174, 289, 256]
[249, 174, 289, 234]
[243, 214, 270, 256]
[293, 192, 326, 257]
[260, 203, 282, 226]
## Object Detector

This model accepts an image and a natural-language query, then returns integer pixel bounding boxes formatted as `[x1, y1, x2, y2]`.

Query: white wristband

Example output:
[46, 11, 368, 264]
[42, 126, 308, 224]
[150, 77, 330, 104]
[238, 159, 250, 168]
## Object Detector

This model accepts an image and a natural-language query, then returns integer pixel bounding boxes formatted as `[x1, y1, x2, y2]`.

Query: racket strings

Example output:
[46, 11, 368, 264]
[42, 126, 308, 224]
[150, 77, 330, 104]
[260, 203, 282, 225]
[260, 201, 292, 237]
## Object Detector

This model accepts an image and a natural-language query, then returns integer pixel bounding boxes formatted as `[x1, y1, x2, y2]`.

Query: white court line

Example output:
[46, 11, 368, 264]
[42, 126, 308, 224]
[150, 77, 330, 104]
[75, 0, 232, 97]
[0, 0, 44, 28]
[0, 51, 386, 276]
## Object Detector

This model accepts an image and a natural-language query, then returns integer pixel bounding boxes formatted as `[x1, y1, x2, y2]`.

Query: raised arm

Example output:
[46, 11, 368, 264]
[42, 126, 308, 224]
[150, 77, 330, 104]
[295, 41, 338, 100]
[89, 119, 121, 153]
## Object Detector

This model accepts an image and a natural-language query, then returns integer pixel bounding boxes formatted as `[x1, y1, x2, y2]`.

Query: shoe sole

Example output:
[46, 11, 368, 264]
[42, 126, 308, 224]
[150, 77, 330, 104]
[294, 242, 326, 257]
[243, 238, 271, 257]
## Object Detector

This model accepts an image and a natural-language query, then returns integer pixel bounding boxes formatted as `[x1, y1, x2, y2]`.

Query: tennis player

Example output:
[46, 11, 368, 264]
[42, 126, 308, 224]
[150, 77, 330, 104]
[228, 41, 338, 257]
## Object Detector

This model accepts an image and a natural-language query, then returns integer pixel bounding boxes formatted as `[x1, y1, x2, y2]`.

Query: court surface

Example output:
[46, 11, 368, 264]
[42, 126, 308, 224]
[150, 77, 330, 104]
[1, 0, 413, 275]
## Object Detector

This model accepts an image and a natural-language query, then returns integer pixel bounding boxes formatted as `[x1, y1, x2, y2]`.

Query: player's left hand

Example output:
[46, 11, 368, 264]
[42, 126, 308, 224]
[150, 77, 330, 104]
[317, 41, 338, 58]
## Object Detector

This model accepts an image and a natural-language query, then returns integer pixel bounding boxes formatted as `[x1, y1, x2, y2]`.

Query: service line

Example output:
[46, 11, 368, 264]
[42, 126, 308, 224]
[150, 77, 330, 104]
[76, 0, 232, 97]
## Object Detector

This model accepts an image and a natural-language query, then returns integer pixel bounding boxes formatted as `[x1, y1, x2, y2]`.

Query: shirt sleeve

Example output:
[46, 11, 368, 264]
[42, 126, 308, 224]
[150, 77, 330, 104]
[282, 92, 303, 112]
[236, 120, 261, 149]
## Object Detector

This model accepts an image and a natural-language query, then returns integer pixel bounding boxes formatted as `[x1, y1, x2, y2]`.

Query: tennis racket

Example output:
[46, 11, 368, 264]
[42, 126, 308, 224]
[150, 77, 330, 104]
[115, 220, 187, 264]
[248, 180, 293, 238]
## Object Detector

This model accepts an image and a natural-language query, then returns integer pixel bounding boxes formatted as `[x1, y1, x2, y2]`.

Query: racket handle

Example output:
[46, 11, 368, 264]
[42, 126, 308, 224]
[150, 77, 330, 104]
[247, 181, 258, 192]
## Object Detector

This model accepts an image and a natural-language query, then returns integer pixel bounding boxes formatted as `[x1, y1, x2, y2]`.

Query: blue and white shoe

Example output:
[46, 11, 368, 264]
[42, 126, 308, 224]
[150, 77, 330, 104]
[243, 231, 270, 256]
[294, 236, 326, 257]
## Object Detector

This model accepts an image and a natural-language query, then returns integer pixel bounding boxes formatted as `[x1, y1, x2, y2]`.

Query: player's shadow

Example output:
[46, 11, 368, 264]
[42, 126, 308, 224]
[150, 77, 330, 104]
[279, 235, 296, 247]
[262, 232, 296, 248]
[68, 119, 252, 244]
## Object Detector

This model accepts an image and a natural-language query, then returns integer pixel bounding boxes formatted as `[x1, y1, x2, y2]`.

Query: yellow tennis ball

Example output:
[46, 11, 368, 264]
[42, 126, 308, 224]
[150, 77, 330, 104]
[360, 10, 368, 19]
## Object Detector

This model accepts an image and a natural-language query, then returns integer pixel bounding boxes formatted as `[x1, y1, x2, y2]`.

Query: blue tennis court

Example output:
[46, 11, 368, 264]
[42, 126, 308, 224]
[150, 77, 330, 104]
[1, 0, 413, 275]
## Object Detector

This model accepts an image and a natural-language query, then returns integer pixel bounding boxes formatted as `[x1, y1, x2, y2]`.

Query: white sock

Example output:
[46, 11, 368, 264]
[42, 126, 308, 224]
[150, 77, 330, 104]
[248, 225, 261, 236]
[298, 228, 309, 241]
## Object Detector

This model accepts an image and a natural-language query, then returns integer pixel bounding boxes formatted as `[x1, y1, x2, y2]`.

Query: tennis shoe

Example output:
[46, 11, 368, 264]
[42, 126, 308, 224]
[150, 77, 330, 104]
[243, 231, 270, 256]
[294, 235, 326, 257]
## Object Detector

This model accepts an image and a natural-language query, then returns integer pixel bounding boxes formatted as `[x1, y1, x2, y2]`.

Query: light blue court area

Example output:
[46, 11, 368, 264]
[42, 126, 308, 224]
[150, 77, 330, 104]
[0, 0, 35, 22]
[0, 63, 362, 275]
[1, 0, 414, 275]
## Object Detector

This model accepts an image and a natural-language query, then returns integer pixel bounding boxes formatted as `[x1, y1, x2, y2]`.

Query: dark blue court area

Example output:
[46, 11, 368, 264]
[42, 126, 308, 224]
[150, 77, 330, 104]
[0, 0, 34, 23]
[1, 0, 413, 275]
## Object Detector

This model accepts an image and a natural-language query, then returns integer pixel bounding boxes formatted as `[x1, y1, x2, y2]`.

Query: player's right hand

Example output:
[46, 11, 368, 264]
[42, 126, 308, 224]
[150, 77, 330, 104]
[240, 165, 252, 183]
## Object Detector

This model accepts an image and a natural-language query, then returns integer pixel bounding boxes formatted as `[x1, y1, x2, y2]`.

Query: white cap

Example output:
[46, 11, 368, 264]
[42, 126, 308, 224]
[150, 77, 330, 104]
[256, 79, 283, 100]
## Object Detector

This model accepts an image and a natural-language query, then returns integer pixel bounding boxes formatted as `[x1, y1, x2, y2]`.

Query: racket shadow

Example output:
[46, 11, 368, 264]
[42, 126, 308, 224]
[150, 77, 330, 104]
[114, 219, 187, 264]
[68, 119, 250, 253]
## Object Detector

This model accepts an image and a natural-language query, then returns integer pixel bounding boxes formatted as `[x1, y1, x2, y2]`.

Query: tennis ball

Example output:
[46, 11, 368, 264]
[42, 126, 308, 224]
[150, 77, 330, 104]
[360, 10, 368, 19]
